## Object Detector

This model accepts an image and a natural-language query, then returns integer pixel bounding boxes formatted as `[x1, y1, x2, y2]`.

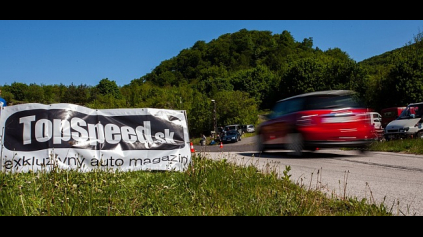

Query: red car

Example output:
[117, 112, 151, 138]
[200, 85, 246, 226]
[257, 90, 376, 156]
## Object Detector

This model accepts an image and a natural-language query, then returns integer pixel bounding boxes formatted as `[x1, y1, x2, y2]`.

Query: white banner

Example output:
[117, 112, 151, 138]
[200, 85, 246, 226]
[0, 103, 191, 173]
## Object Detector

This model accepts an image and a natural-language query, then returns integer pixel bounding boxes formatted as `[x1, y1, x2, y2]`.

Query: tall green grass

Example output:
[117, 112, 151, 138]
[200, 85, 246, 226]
[0, 154, 391, 216]
[369, 138, 423, 154]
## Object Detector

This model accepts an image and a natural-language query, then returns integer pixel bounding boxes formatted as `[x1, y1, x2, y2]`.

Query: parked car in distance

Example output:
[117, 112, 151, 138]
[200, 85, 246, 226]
[224, 124, 243, 135]
[384, 102, 423, 140]
[367, 112, 382, 130]
[381, 107, 406, 128]
[257, 90, 376, 157]
[222, 130, 242, 143]
[245, 124, 255, 133]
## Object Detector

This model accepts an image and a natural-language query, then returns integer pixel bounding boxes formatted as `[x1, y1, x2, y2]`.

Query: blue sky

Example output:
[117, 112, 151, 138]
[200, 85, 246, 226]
[1, 20, 422, 87]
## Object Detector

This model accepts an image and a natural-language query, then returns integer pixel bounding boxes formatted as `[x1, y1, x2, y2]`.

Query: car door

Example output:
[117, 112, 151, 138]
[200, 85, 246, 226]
[260, 100, 286, 145]
[261, 97, 303, 146]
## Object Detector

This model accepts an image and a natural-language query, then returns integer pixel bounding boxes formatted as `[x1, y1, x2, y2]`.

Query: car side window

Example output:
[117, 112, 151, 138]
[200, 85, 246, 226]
[269, 101, 286, 119]
[285, 97, 304, 114]
[269, 97, 304, 119]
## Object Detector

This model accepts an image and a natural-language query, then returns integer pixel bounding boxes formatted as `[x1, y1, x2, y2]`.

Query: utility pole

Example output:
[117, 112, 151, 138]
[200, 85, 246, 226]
[211, 99, 216, 138]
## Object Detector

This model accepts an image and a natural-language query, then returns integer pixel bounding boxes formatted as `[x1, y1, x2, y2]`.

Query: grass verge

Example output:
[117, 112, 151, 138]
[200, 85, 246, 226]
[0, 154, 391, 216]
[368, 138, 423, 154]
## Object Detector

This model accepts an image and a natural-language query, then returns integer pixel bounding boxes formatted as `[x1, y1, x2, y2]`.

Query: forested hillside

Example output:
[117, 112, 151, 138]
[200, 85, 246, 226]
[1, 29, 423, 137]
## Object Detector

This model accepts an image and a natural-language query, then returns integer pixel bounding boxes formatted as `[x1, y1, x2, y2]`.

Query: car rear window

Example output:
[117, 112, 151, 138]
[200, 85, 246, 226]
[304, 95, 365, 110]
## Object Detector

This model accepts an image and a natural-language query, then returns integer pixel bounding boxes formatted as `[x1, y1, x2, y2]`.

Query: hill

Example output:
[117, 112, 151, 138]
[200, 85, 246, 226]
[1, 29, 423, 137]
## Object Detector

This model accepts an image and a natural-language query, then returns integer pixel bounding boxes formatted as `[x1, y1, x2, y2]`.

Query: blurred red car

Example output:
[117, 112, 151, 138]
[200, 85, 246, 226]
[257, 90, 376, 156]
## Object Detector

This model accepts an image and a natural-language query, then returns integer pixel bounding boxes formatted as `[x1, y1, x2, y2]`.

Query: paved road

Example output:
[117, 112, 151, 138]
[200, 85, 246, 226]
[194, 135, 423, 216]
[193, 135, 257, 152]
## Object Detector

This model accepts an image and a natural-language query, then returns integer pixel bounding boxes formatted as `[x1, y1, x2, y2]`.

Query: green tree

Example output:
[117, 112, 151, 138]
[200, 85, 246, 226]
[42, 84, 61, 104]
[213, 90, 259, 127]
[377, 31, 423, 108]
[195, 65, 231, 96]
[0, 85, 13, 104]
[61, 83, 91, 105]
[279, 57, 327, 98]
[25, 83, 45, 103]
[230, 65, 279, 110]
[187, 90, 213, 136]
[8, 82, 28, 102]
[96, 78, 122, 99]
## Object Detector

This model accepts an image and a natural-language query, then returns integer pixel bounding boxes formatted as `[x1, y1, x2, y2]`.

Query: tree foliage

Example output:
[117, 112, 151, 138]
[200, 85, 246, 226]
[96, 78, 122, 99]
[1, 28, 423, 137]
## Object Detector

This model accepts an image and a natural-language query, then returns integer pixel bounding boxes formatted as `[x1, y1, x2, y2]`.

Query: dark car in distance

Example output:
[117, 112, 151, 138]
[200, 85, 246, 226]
[222, 130, 242, 143]
[257, 90, 376, 156]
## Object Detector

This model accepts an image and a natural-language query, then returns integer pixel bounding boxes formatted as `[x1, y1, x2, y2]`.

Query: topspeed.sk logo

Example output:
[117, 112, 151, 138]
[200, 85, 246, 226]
[2, 109, 186, 151]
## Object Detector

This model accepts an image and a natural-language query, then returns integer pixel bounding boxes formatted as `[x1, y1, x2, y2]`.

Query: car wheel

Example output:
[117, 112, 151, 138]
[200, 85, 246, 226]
[285, 132, 303, 157]
[416, 131, 423, 139]
[257, 135, 266, 153]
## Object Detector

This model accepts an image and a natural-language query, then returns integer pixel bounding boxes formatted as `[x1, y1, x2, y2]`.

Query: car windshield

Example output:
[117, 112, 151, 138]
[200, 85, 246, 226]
[226, 131, 237, 135]
[398, 104, 423, 119]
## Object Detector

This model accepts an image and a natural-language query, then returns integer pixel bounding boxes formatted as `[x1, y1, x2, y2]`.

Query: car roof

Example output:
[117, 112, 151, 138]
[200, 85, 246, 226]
[381, 107, 406, 111]
[408, 102, 423, 106]
[277, 90, 355, 102]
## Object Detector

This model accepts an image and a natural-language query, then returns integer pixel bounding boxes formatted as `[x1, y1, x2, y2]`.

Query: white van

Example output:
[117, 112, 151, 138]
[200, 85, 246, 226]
[384, 102, 423, 140]
[368, 112, 382, 130]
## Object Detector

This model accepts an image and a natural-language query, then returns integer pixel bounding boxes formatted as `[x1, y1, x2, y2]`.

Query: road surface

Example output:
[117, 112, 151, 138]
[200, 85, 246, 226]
[194, 135, 423, 216]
